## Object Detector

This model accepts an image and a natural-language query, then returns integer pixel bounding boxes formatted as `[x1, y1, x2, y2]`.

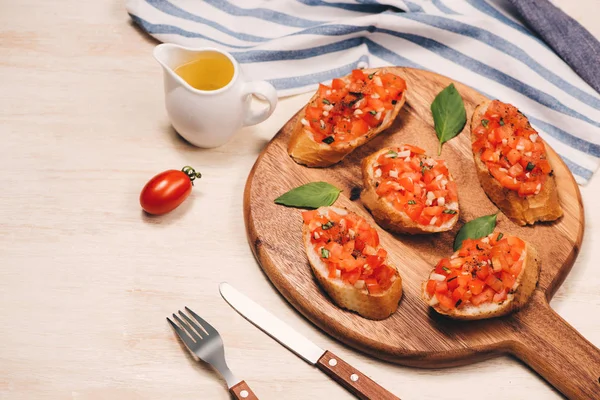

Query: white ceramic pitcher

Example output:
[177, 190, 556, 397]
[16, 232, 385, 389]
[154, 44, 278, 148]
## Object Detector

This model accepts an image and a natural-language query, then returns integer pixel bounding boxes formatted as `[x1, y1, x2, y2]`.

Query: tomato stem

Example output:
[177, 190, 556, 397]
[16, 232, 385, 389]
[181, 166, 202, 185]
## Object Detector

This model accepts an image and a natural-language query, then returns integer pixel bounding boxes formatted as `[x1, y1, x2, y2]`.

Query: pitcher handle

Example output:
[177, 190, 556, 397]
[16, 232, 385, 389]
[242, 81, 278, 126]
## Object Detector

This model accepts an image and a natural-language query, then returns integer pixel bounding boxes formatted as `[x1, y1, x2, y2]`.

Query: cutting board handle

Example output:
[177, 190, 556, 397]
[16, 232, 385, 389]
[509, 291, 600, 399]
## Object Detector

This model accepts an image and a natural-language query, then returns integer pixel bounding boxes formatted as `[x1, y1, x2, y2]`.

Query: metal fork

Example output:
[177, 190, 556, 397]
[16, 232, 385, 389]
[167, 307, 258, 399]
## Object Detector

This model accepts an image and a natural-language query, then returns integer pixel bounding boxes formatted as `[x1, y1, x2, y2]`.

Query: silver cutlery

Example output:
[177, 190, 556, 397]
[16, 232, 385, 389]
[167, 307, 258, 399]
[219, 283, 400, 400]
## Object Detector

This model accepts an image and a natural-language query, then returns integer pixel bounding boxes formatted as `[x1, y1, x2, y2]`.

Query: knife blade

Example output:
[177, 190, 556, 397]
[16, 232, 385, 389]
[219, 282, 400, 400]
[219, 282, 324, 364]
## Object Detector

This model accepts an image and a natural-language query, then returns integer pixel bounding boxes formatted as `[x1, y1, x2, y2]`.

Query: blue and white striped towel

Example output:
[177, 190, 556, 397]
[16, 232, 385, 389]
[127, 0, 600, 184]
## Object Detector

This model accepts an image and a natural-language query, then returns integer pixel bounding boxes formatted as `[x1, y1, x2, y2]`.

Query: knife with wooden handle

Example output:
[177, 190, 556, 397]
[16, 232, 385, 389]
[220, 283, 400, 400]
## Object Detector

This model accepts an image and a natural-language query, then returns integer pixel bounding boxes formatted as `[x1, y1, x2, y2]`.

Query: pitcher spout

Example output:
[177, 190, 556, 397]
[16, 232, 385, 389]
[153, 43, 184, 73]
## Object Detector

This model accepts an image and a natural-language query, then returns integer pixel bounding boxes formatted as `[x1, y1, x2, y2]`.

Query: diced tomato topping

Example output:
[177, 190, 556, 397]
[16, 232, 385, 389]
[435, 281, 448, 293]
[352, 69, 366, 80]
[302, 210, 319, 224]
[301, 69, 406, 146]
[371, 146, 458, 227]
[508, 163, 524, 178]
[365, 278, 383, 295]
[342, 268, 361, 285]
[452, 286, 466, 304]
[493, 289, 508, 303]
[481, 149, 498, 163]
[331, 78, 345, 90]
[471, 288, 495, 306]
[426, 279, 437, 296]
[472, 100, 551, 197]
[303, 208, 397, 293]
[469, 279, 485, 295]
[446, 274, 459, 291]
[426, 232, 526, 310]
[437, 294, 455, 311]
[351, 119, 369, 137]
[519, 181, 538, 197]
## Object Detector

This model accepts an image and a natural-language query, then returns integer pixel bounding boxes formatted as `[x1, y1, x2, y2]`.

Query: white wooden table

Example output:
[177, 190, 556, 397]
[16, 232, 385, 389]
[0, 1, 598, 399]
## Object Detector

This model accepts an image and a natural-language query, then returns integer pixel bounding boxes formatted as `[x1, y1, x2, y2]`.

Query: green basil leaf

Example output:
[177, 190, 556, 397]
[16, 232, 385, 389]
[274, 182, 342, 209]
[431, 83, 467, 155]
[453, 213, 497, 251]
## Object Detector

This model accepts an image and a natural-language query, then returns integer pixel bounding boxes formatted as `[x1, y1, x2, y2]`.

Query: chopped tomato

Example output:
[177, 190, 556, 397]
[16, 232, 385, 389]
[352, 69, 366, 80]
[437, 294, 455, 311]
[331, 78, 345, 90]
[508, 163, 524, 178]
[371, 146, 458, 227]
[302, 210, 319, 224]
[447, 274, 459, 290]
[485, 275, 504, 293]
[303, 70, 405, 146]
[493, 289, 508, 303]
[351, 119, 369, 137]
[303, 208, 396, 293]
[342, 268, 361, 285]
[471, 288, 495, 306]
[427, 232, 526, 310]
[426, 279, 437, 296]
[481, 149, 498, 163]
[365, 278, 383, 295]
[472, 100, 551, 197]
[469, 279, 485, 295]
[506, 149, 521, 165]
[436, 281, 448, 293]
[501, 271, 516, 289]
[452, 286, 466, 303]
[519, 181, 538, 196]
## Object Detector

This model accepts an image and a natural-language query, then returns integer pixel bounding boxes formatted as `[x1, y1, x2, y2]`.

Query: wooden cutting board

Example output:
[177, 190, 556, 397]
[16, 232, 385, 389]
[243, 68, 600, 399]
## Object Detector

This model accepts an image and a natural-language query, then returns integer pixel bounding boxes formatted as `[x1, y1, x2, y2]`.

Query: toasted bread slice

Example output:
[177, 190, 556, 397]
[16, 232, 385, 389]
[361, 145, 459, 235]
[302, 206, 403, 320]
[422, 233, 540, 320]
[288, 67, 407, 167]
[471, 100, 562, 225]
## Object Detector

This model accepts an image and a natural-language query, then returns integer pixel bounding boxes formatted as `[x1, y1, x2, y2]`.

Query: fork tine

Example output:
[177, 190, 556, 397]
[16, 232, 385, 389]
[167, 316, 196, 349]
[178, 311, 206, 339]
[185, 306, 217, 336]
[173, 313, 202, 343]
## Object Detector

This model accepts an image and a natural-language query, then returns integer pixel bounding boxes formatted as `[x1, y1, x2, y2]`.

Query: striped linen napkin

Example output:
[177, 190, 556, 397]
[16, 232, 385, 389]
[127, 0, 600, 184]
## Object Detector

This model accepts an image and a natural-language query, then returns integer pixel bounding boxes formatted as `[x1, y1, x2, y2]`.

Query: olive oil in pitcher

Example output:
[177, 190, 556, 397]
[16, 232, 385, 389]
[174, 51, 235, 91]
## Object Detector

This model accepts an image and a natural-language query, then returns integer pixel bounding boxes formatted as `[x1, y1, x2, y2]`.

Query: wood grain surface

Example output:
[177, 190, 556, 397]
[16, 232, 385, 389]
[1, 1, 600, 400]
[244, 68, 599, 399]
[230, 381, 259, 400]
[317, 351, 401, 400]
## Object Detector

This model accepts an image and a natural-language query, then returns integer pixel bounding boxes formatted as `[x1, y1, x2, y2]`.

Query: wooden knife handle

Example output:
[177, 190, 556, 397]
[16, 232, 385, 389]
[510, 292, 600, 400]
[317, 350, 400, 400]
[229, 380, 258, 400]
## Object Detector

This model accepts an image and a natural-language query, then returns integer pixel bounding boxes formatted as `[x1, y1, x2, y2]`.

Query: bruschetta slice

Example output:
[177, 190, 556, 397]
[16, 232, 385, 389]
[422, 232, 540, 320]
[301, 206, 403, 320]
[288, 68, 407, 167]
[471, 100, 562, 225]
[361, 145, 459, 234]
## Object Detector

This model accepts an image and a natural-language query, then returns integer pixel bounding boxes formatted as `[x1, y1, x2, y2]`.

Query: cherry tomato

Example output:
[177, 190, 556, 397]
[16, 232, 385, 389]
[140, 166, 201, 215]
